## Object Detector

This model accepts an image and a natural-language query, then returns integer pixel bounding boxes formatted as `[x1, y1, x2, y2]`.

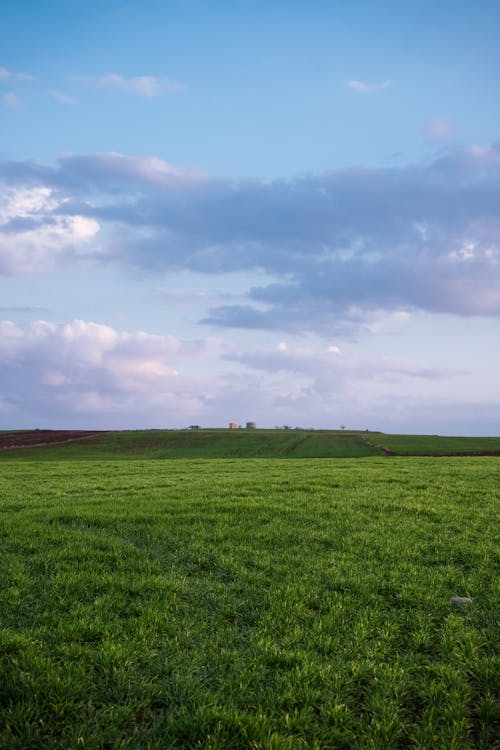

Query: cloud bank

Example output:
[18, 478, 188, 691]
[0, 319, 220, 427]
[0, 319, 475, 431]
[1, 143, 499, 334]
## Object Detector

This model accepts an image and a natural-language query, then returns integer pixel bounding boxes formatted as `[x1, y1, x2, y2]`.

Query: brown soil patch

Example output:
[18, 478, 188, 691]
[0, 430, 106, 451]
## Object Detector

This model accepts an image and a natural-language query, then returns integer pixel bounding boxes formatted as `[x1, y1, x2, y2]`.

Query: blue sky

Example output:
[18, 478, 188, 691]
[1, 0, 499, 433]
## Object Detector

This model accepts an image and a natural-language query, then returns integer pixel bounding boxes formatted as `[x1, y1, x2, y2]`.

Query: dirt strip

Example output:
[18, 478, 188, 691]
[0, 430, 106, 451]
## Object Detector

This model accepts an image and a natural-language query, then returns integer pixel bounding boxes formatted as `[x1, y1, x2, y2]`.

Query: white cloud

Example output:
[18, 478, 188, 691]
[71, 73, 184, 97]
[0, 319, 221, 426]
[2, 92, 23, 108]
[423, 116, 455, 142]
[209, 340, 476, 432]
[0, 67, 35, 82]
[0, 319, 495, 433]
[229, 344, 465, 385]
[49, 89, 77, 105]
[356, 308, 412, 334]
[0, 187, 100, 274]
[347, 79, 391, 93]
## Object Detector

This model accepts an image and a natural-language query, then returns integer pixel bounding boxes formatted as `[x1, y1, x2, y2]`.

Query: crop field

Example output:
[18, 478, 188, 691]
[2, 428, 500, 461]
[0, 429, 378, 460]
[1, 453, 498, 749]
[375, 435, 500, 456]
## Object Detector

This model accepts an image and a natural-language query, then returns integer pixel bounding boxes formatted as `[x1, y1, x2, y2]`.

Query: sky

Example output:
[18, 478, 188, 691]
[1, 0, 499, 434]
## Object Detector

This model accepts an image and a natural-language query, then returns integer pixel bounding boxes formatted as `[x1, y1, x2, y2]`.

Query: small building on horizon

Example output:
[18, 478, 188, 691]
[228, 422, 237, 429]
[246, 421, 256, 430]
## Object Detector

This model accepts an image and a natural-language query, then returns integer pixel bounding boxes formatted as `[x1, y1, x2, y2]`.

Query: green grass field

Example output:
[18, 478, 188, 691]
[1, 455, 498, 748]
[375, 434, 500, 456]
[0, 430, 379, 460]
[2, 428, 500, 461]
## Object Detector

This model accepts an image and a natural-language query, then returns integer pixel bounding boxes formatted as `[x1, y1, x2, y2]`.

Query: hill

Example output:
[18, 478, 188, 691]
[1, 428, 500, 459]
[0, 429, 378, 459]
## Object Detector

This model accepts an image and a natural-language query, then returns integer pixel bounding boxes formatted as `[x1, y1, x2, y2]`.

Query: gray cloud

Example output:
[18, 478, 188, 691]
[1, 144, 499, 332]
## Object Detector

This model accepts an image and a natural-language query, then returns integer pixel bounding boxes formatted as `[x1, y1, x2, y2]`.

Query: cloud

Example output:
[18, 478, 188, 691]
[0, 67, 35, 83]
[0, 319, 221, 427]
[49, 89, 77, 105]
[71, 73, 184, 97]
[0, 67, 35, 108]
[2, 92, 23, 109]
[0, 186, 100, 274]
[228, 344, 466, 385]
[423, 116, 456, 142]
[0, 320, 493, 433]
[1, 143, 500, 332]
[347, 79, 391, 93]
[58, 151, 205, 186]
[214, 341, 472, 431]
[0, 306, 50, 314]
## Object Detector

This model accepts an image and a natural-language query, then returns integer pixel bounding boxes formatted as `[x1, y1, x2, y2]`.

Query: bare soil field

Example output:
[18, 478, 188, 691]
[0, 430, 105, 451]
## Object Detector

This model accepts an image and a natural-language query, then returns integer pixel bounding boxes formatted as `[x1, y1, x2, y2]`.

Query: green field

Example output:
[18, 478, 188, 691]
[2, 428, 500, 461]
[1, 455, 498, 748]
[0, 430, 379, 460]
[375, 434, 500, 456]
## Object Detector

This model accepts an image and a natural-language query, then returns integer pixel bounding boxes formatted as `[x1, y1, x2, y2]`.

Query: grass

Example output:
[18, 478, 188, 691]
[0, 456, 498, 748]
[375, 434, 500, 456]
[2, 428, 500, 461]
[0, 429, 380, 460]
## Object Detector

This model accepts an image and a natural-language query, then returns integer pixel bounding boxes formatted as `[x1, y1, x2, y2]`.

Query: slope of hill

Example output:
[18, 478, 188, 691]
[1, 428, 500, 460]
[0, 429, 379, 459]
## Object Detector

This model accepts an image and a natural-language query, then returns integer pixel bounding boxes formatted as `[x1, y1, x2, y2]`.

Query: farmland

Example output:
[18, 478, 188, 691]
[2, 428, 500, 460]
[0, 451, 498, 748]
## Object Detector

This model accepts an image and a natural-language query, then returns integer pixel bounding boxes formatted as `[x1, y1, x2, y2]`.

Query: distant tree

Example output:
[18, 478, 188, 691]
[340, 425, 346, 430]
